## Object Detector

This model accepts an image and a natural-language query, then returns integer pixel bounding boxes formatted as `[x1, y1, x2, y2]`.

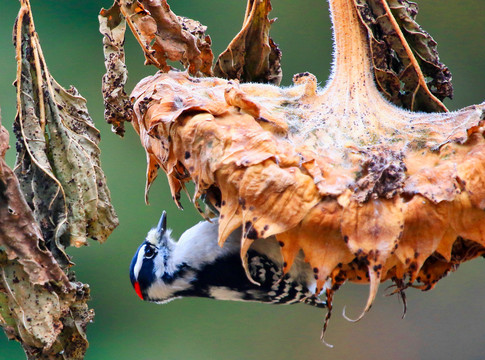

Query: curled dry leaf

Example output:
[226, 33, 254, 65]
[130, 0, 485, 335]
[0, 120, 69, 288]
[0, 254, 93, 360]
[213, 0, 282, 85]
[14, 0, 118, 266]
[117, 0, 213, 75]
[0, 1, 117, 357]
[1, 103, 91, 360]
[99, 3, 133, 136]
[355, 0, 453, 111]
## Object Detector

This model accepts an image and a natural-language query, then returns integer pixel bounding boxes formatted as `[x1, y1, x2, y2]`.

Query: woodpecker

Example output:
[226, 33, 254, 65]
[129, 211, 326, 308]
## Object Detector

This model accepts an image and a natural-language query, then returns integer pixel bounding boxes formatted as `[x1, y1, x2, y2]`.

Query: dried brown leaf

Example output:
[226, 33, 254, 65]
[354, 0, 452, 111]
[99, 3, 133, 137]
[0, 1, 117, 356]
[118, 0, 213, 75]
[0, 254, 93, 360]
[14, 1, 118, 262]
[0, 119, 69, 288]
[214, 0, 282, 84]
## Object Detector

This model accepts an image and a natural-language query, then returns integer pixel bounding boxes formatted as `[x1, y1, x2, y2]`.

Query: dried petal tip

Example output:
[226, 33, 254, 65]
[342, 275, 379, 322]
[342, 270, 379, 322]
[241, 241, 261, 286]
[241, 257, 261, 286]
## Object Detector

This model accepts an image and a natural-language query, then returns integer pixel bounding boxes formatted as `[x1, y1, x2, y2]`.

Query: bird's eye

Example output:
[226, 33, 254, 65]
[144, 246, 156, 259]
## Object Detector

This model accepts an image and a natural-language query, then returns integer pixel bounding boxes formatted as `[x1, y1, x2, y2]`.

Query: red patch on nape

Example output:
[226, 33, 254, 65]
[134, 281, 144, 300]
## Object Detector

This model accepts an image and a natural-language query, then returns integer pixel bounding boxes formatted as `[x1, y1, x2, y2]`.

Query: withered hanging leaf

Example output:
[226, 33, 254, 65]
[0, 117, 69, 287]
[0, 1, 117, 357]
[99, 3, 133, 137]
[178, 16, 214, 76]
[14, 0, 118, 267]
[354, 0, 452, 111]
[213, 0, 282, 85]
[0, 254, 93, 360]
[117, 0, 213, 75]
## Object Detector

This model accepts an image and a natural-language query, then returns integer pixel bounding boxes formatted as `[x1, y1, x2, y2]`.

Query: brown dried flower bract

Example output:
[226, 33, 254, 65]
[129, 0, 485, 332]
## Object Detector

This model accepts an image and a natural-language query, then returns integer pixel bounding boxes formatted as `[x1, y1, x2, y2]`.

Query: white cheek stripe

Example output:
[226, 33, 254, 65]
[133, 245, 146, 280]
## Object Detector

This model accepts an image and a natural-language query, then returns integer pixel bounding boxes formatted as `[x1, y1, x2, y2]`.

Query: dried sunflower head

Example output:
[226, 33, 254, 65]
[106, 0, 485, 333]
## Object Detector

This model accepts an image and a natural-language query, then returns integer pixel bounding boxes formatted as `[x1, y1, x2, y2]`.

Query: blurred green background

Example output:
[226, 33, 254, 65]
[1, 1, 485, 359]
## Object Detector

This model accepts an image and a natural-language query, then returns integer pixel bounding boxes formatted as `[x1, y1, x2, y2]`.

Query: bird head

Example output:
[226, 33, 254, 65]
[129, 211, 170, 301]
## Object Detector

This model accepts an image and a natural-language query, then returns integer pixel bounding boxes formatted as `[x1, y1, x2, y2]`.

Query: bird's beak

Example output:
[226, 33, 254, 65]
[156, 211, 167, 237]
[134, 281, 144, 300]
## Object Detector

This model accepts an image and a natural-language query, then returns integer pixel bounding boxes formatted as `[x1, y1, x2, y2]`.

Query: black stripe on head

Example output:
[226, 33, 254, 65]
[129, 242, 157, 297]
